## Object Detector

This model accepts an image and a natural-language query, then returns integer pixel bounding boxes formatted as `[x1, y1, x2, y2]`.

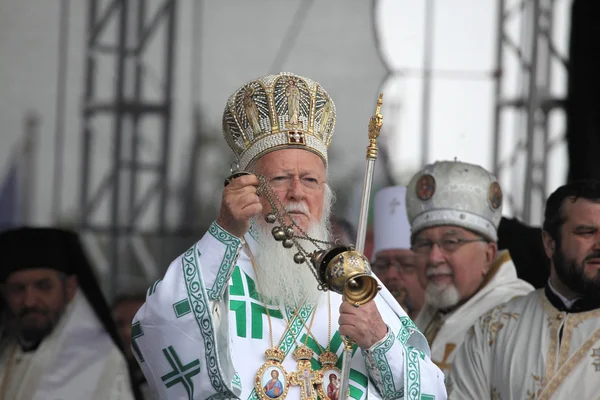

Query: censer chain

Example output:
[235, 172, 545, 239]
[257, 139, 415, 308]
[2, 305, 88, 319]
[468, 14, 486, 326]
[256, 174, 338, 290]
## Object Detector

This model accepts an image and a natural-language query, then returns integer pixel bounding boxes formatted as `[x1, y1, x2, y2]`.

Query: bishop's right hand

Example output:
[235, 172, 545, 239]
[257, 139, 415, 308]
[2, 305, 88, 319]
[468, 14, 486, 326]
[216, 173, 262, 238]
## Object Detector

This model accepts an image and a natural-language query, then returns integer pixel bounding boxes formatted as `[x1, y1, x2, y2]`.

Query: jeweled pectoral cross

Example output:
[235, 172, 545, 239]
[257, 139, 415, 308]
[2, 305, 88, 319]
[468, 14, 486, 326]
[290, 360, 321, 400]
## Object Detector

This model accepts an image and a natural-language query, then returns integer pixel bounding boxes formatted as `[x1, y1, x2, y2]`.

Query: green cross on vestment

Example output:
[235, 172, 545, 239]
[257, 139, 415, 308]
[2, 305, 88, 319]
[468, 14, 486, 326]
[161, 345, 201, 399]
[229, 266, 284, 339]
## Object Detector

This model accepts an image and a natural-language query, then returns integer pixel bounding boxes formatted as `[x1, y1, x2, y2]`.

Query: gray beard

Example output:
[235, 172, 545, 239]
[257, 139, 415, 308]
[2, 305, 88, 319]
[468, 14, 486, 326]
[425, 281, 461, 310]
[253, 219, 331, 309]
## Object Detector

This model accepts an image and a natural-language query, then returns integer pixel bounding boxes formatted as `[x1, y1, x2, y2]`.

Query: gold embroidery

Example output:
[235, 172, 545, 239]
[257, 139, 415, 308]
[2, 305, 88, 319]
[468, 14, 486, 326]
[480, 305, 519, 346]
[558, 312, 592, 370]
[422, 312, 444, 345]
[592, 348, 600, 372]
[525, 374, 545, 399]
[466, 325, 475, 339]
[557, 317, 581, 368]
[538, 328, 600, 400]
[543, 311, 564, 381]
[432, 343, 456, 373]
[539, 290, 600, 383]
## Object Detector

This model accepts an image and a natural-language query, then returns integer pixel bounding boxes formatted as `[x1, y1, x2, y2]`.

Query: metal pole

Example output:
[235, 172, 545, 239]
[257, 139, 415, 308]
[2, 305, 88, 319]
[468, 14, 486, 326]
[80, 0, 98, 230]
[52, 0, 70, 224]
[109, 0, 129, 300]
[492, 0, 506, 175]
[157, 0, 177, 268]
[540, 0, 554, 205]
[420, 0, 435, 167]
[523, 0, 540, 223]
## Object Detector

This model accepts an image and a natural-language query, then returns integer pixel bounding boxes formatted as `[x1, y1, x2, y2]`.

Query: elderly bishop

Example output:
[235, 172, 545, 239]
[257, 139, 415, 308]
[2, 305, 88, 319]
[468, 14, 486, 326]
[406, 161, 534, 378]
[132, 73, 447, 399]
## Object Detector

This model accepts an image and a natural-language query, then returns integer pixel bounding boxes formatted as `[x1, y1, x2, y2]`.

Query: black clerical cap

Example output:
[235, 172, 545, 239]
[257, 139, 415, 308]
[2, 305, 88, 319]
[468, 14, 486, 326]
[0, 227, 78, 281]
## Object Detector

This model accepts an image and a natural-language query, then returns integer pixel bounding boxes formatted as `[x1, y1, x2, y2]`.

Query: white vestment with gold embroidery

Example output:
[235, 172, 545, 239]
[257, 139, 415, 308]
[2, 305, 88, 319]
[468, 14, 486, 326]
[133, 222, 448, 399]
[415, 251, 534, 376]
[448, 289, 600, 399]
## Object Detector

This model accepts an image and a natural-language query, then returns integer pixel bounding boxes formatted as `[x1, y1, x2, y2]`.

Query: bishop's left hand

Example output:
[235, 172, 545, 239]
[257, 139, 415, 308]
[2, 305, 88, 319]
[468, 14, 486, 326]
[338, 300, 388, 349]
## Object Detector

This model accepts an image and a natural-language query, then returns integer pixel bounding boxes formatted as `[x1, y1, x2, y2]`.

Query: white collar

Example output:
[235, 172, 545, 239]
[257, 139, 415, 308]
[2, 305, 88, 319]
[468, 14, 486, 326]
[548, 280, 580, 309]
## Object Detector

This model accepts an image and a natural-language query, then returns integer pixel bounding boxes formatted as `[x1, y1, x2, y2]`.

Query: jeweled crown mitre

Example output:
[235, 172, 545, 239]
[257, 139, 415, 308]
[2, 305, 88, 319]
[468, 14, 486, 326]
[222, 72, 336, 170]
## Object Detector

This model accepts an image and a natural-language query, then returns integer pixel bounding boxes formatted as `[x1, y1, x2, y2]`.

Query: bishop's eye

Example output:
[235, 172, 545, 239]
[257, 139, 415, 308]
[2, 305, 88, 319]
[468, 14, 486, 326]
[440, 238, 461, 251]
[301, 177, 320, 189]
[412, 240, 433, 253]
[270, 176, 292, 188]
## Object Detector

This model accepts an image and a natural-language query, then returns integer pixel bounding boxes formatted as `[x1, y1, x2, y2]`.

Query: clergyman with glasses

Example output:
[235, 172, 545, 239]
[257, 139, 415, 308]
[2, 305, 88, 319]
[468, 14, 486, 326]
[405, 160, 534, 379]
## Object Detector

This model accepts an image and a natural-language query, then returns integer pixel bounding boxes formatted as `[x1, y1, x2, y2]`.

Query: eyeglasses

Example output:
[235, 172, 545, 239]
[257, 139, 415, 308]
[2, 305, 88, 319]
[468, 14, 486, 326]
[411, 237, 488, 255]
[267, 175, 323, 191]
[371, 260, 417, 274]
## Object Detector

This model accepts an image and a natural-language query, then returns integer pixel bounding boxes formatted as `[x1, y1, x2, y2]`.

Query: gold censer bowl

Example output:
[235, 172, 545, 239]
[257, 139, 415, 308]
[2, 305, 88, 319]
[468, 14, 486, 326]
[311, 246, 380, 306]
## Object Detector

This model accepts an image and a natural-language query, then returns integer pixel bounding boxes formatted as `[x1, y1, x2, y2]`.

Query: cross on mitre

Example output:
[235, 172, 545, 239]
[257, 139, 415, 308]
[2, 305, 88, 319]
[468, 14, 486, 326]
[288, 131, 305, 144]
[389, 197, 401, 215]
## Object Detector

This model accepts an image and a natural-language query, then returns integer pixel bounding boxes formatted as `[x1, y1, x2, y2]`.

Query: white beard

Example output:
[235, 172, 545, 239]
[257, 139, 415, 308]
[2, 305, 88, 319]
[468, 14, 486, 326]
[252, 188, 333, 309]
[425, 281, 461, 310]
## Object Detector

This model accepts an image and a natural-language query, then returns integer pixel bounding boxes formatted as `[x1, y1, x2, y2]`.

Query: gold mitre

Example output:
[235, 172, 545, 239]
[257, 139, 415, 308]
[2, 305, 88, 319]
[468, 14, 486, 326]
[222, 72, 336, 170]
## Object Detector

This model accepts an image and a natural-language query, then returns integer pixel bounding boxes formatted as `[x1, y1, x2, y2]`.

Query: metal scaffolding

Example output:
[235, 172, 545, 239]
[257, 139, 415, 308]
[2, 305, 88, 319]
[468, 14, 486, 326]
[79, 0, 177, 299]
[493, 0, 569, 224]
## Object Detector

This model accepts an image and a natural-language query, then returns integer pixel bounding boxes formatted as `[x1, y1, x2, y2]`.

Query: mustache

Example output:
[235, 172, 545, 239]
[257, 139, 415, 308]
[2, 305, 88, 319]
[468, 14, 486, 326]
[426, 265, 453, 277]
[18, 308, 49, 318]
[584, 251, 600, 262]
[284, 202, 309, 216]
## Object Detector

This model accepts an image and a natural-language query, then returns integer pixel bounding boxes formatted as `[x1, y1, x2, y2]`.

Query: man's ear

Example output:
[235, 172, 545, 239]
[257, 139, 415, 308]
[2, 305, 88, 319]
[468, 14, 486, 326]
[541, 231, 555, 260]
[484, 241, 498, 270]
[65, 275, 78, 302]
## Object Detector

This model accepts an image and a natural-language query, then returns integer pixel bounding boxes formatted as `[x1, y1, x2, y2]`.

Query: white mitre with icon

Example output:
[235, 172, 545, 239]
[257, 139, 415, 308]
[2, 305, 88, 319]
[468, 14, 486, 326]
[405, 160, 503, 241]
[373, 186, 411, 257]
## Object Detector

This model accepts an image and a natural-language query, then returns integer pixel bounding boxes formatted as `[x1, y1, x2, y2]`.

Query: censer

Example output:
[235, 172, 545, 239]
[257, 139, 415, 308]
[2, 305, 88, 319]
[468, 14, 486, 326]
[225, 93, 385, 398]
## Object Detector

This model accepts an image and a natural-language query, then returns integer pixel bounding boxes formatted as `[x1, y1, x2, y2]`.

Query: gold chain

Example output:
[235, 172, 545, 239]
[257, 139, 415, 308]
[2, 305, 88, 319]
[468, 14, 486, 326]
[255, 174, 337, 288]
[256, 174, 334, 249]
[279, 302, 318, 348]
[293, 291, 332, 353]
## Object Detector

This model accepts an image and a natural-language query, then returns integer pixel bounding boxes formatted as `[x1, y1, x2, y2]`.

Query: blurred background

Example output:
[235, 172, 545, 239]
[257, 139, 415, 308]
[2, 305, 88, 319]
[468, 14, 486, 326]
[1, 0, 597, 300]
